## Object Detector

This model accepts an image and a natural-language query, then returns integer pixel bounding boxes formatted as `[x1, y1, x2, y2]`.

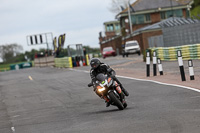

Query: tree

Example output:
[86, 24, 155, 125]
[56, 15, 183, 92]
[194, 0, 200, 7]
[24, 49, 38, 61]
[14, 53, 26, 62]
[83, 46, 100, 54]
[108, 0, 136, 14]
[0, 44, 23, 63]
[191, 0, 200, 19]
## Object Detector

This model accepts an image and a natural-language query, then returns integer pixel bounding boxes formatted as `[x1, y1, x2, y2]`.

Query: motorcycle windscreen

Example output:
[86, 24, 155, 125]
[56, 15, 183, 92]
[96, 73, 106, 83]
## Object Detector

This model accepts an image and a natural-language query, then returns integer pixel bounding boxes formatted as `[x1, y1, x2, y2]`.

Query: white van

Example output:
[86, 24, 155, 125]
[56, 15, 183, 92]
[123, 40, 141, 57]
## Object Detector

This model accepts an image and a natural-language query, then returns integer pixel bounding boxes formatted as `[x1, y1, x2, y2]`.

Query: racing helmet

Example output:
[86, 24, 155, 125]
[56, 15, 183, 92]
[90, 58, 101, 69]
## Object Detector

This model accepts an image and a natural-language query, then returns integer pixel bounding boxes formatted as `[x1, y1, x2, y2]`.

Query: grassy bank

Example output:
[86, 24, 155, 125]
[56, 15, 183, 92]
[0, 63, 10, 71]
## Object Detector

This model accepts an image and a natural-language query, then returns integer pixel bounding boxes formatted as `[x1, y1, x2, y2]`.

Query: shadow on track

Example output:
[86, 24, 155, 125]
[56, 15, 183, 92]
[83, 107, 134, 115]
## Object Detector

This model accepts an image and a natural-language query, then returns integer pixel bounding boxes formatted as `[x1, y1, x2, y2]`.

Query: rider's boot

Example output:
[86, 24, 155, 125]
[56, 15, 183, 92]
[120, 85, 129, 96]
[104, 96, 111, 107]
[114, 77, 129, 96]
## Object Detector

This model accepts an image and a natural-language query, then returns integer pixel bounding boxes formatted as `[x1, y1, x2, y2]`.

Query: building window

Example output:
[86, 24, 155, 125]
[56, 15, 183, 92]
[166, 10, 173, 18]
[174, 9, 183, 17]
[115, 24, 120, 30]
[110, 24, 114, 31]
[160, 9, 183, 20]
[106, 24, 114, 31]
[106, 25, 109, 31]
[161, 12, 166, 19]
[186, 10, 190, 18]
[137, 14, 145, 24]
[145, 14, 151, 22]
[131, 14, 151, 24]
[131, 15, 137, 24]
[122, 18, 125, 27]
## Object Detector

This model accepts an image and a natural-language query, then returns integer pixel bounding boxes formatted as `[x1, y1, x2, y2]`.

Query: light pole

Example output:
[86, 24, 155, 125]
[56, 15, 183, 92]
[127, 0, 133, 34]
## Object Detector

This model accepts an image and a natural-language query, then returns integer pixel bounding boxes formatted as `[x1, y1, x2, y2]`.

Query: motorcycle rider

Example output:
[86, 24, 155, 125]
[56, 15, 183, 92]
[88, 58, 129, 107]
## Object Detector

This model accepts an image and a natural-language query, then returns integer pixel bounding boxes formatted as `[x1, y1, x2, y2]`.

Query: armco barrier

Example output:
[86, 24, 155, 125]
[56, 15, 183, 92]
[10, 62, 32, 70]
[149, 44, 200, 61]
[54, 57, 73, 68]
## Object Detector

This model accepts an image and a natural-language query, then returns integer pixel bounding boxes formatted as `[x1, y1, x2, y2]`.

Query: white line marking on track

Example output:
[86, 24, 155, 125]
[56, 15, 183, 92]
[70, 69, 200, 93]
[12, 115, 20, 118]
[28, 76, 33, 81]
[11, 127, 15, 132]
[190, 96, 200, 99]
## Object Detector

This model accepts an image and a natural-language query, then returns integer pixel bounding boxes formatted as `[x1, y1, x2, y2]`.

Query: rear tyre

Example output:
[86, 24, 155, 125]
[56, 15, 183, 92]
[108, 92, 124, 110]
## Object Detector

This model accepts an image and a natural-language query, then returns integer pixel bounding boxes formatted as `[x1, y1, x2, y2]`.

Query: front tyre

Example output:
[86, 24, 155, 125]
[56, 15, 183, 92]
[108, 92, 124, 110]
[123, 101, 127, 109]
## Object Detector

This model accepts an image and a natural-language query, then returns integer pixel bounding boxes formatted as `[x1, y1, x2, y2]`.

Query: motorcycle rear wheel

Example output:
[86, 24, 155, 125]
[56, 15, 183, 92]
[108, 92, 124, 110]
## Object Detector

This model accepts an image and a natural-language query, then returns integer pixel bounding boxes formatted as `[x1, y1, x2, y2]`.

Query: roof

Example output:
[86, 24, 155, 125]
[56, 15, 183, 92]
[102, 17, 200, 44]
[103, 20, 119, 25]
[120, 0, 193, 14]
[159, 17, 200, 28]
[133, 17, 200, 33]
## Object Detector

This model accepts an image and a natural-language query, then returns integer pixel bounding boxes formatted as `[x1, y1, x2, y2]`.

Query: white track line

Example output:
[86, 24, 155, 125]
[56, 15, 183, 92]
[70, 69, 200, 93]
[28, 76, 33, 81]
[117, 75, 200, 93]
[11, 127, 15, 132]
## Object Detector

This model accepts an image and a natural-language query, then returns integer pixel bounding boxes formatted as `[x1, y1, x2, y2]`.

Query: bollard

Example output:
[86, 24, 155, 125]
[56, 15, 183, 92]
[177, 50, 186, 81]
[153, 51, 157, 76]
[157, 58, 163, 75]
[188, 60, 195, 80]
[146, 51, 150, 77]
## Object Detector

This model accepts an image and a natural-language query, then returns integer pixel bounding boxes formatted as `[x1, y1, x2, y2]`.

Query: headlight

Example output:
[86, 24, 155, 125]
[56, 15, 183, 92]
[98, 87, 105, 92]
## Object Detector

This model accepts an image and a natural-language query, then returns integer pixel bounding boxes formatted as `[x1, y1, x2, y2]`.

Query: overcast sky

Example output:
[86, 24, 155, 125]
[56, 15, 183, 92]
[0, 0, 116, 52]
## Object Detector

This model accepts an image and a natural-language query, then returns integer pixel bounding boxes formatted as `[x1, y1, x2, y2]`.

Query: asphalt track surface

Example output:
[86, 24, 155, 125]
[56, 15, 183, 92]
[0, 66, 200, 133]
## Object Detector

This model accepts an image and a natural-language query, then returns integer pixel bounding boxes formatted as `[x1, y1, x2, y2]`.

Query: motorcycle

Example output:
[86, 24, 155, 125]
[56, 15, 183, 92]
[88, 73, 127, 110]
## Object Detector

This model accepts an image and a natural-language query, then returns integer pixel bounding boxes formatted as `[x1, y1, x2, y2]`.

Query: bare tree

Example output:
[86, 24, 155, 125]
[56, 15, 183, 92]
[108, 0, 136, 14]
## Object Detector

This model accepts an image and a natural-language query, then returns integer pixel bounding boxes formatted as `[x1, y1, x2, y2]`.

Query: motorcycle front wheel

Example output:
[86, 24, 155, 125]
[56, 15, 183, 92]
[108, 91, 124, 110]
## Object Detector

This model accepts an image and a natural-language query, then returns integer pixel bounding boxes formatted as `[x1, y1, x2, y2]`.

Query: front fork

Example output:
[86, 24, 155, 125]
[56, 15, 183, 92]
[114, 81, 125, 101]
[95, 83, 125, 103]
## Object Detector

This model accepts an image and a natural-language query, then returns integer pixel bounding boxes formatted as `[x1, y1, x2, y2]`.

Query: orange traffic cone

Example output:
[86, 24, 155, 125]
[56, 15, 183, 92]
[83, 59, 86, 66]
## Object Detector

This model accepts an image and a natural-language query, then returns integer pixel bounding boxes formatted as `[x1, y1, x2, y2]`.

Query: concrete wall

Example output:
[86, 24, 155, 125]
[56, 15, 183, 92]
[34, 56, 55, 67]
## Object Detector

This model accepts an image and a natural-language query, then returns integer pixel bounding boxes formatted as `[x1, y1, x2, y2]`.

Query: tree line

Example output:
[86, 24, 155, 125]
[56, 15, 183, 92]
[191, 0, 200, 19]
[0, 43, 100, 64]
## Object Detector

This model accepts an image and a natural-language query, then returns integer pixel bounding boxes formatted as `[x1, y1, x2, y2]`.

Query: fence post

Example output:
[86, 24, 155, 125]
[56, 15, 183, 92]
[157, 58, 163, 75]
[146, 51, 150, 77]
[177, 50, 186, 81]
[188, 60, 195, 80]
